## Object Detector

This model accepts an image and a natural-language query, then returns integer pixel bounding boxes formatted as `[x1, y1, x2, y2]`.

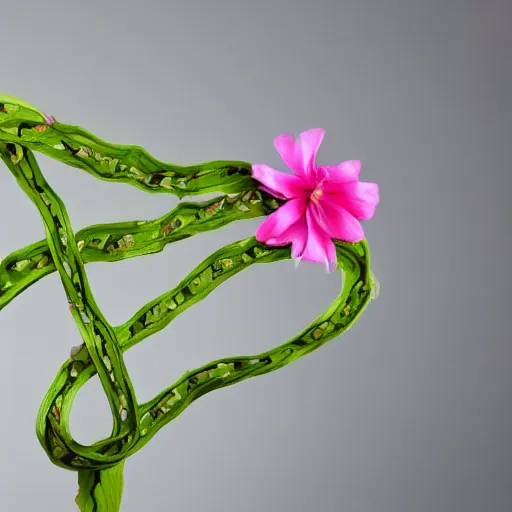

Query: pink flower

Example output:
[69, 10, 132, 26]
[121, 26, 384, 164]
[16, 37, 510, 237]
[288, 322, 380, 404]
[252, 128, 379, 272]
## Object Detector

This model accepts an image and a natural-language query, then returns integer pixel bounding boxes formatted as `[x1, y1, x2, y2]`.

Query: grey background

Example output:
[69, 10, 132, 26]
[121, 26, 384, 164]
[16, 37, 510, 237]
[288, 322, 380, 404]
[1, 0, 510, 510]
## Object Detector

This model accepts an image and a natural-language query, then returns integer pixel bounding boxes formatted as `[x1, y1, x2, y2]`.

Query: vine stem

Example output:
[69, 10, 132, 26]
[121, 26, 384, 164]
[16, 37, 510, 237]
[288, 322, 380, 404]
[0, 143, 136, 510]
[76, 462, 125, 512]
[0, 188, 279, 313]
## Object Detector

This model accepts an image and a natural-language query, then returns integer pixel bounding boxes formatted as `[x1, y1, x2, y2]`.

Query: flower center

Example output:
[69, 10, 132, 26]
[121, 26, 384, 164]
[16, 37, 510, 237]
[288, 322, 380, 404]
[310, 186, 323, 204]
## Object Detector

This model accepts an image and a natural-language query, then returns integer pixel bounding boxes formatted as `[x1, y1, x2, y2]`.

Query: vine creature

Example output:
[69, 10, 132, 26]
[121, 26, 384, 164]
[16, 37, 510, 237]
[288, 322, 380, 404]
[0, 94, 379, 511]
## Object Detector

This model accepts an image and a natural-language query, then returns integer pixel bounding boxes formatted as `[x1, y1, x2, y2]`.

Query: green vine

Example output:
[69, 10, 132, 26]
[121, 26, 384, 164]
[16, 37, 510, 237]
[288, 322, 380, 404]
[0, 94, 377, 511]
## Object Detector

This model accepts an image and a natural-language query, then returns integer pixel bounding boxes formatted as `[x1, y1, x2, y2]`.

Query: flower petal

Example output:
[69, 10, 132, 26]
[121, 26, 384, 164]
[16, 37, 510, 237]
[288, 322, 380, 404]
[320, 160, 361, 185]
[324, 181, 379, 220]
[301, 208, 337, 271]
[252, 164, 308, 199]
[311, 199, 365, 243]
[299, 128, 325, 176]
[255, 197, 307, 243]
[264, 214, 309, 260]
[274, 133, 307, 179]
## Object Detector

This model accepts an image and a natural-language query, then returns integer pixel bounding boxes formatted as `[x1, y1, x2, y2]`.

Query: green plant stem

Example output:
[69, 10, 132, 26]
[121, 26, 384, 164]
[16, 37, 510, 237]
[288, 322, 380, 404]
[33, 233, 373, 470]
[76, 462, 125, 512]
[0, 189, 279, 312]
[0, 96, 253, 198]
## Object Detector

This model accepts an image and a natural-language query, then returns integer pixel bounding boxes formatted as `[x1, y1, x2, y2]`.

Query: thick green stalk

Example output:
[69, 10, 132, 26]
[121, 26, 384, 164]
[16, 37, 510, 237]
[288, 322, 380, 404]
[0, 143, 141, 462]
[0, 95, 253, 198]
[0, 95, 378, 511]
[0, 189, 279, 312]
[76, 462, 125, 512]
[35, 235, 373, 468]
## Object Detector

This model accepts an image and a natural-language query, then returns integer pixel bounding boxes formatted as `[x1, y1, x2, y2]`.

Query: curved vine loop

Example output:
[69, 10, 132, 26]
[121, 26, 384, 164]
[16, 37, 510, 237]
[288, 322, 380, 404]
[0, 95, 378, 510]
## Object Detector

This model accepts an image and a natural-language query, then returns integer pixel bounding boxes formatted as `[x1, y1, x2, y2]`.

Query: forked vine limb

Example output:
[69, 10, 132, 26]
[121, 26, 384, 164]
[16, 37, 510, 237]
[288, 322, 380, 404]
[0, 95, 377, 511]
